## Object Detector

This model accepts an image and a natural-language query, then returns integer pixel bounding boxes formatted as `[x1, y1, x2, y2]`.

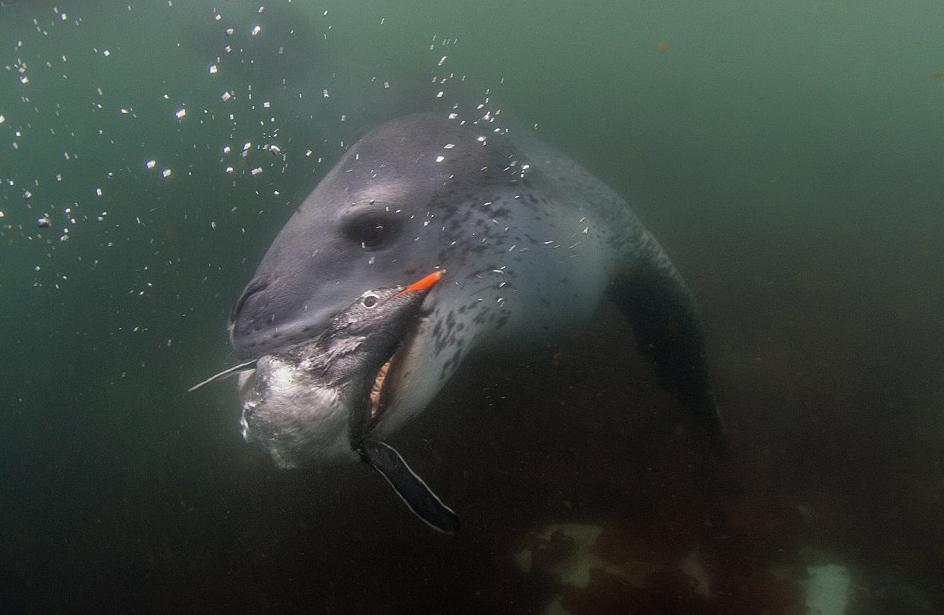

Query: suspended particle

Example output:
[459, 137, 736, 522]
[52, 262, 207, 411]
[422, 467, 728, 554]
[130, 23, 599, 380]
[37, 216, 51, 228]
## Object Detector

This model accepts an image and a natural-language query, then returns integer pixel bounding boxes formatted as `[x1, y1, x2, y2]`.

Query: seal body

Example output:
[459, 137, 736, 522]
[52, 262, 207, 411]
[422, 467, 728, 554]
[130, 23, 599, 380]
[230, 112, 721, 452]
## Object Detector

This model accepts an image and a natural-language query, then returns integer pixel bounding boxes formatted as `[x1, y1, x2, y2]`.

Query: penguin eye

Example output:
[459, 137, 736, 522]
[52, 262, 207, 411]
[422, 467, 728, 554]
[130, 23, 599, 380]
[362, 294, 378, 308]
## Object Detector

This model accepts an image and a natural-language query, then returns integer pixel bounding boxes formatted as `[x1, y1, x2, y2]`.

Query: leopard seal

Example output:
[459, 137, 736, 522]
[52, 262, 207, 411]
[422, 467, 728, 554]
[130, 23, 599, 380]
[226, 112, 723, 525]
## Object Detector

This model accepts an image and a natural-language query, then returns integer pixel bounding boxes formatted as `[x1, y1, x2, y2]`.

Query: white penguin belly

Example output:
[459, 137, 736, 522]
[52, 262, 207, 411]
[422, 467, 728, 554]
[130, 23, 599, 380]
[238, 356, 354, 467]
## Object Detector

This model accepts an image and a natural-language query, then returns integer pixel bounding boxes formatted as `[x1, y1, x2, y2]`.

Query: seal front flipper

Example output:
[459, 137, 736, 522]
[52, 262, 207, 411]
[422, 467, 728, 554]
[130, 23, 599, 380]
[608, 236, 726, 453]
[357, 440, 460, 534]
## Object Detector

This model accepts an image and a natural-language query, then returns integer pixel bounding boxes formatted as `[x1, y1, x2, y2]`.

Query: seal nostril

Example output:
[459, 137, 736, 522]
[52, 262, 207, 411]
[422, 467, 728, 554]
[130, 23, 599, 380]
[230, 279, 270, 324]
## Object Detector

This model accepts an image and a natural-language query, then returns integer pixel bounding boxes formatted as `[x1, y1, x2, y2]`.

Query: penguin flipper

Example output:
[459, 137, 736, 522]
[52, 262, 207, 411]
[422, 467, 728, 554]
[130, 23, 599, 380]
[358, 440, 460, 534]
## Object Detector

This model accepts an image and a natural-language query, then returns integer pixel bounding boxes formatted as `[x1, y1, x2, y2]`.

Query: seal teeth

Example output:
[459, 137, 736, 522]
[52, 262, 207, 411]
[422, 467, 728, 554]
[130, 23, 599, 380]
[370, 360, 390, 419]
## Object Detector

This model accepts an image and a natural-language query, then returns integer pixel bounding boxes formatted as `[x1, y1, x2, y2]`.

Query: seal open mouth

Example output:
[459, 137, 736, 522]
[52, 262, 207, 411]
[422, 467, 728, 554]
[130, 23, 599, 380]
[367, 351, 408, 426]
[369, 361, 390, 420]
[365, 270, 442, 427]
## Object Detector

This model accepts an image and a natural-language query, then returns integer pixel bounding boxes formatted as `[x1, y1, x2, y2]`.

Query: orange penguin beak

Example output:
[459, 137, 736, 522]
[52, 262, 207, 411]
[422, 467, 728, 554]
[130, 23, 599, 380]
[398, 270, 445, 295]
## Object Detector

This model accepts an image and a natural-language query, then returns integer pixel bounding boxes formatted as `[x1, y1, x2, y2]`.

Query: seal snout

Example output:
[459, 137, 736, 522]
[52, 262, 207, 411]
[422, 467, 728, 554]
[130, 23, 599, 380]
[229, 277, 271, 346]
[229, 275, 340, 357]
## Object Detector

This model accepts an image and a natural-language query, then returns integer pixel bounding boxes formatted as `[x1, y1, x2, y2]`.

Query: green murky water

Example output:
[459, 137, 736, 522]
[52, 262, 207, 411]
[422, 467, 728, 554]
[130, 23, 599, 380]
[2, 2, 942, 612]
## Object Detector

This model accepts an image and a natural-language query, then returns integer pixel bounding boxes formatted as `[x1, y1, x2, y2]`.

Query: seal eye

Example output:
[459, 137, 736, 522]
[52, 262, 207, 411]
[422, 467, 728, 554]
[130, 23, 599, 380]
[363, 294, 378, 308]
[360, 224, 386, 249]
[342, 214, 397, 251]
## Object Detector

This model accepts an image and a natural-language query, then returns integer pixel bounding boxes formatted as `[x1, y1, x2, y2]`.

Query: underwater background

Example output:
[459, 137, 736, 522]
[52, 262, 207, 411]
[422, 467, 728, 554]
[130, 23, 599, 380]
[1, 1, 942, 613]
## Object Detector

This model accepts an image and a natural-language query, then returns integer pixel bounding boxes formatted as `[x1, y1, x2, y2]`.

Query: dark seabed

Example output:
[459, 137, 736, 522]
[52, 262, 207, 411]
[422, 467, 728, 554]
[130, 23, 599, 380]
[1, 1, 942, 613]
